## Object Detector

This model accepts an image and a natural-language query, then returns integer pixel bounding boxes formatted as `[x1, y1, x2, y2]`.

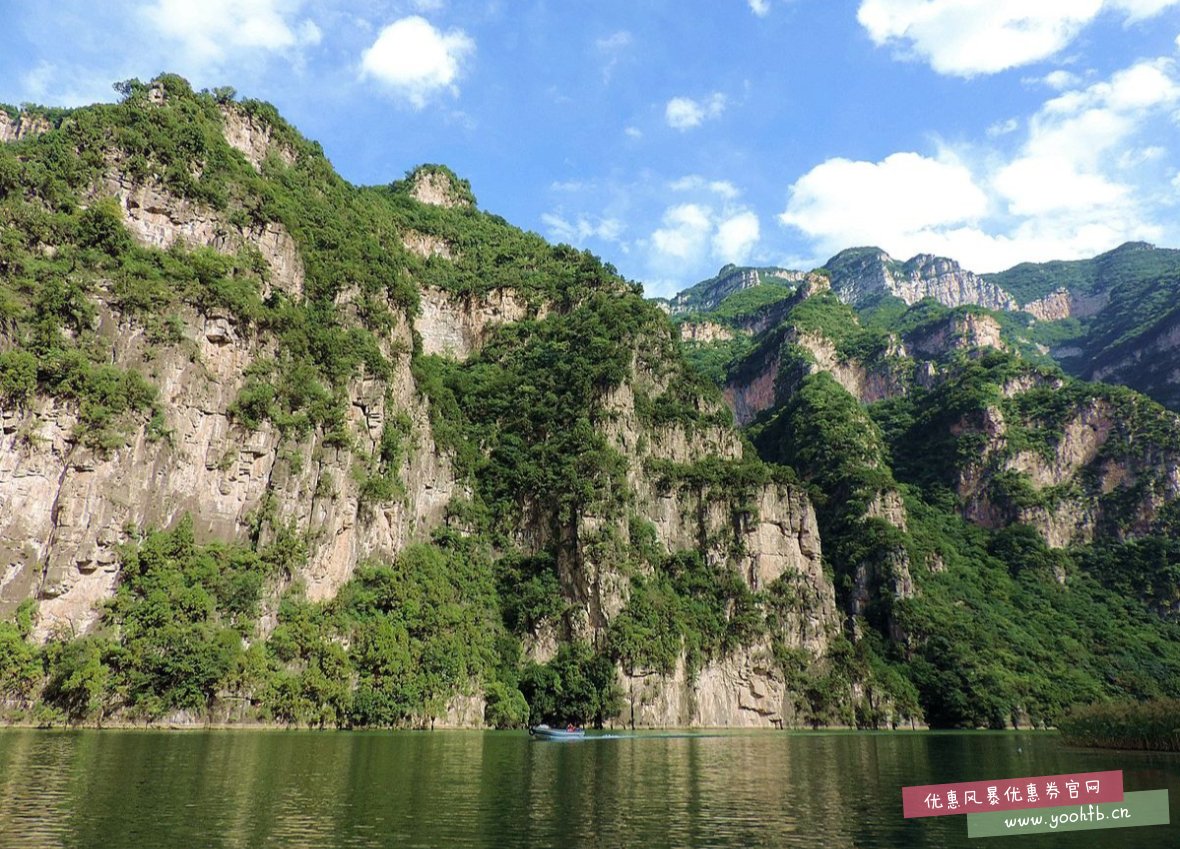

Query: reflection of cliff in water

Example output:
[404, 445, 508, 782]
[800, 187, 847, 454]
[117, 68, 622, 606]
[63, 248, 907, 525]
[0, 730, 1176, 848]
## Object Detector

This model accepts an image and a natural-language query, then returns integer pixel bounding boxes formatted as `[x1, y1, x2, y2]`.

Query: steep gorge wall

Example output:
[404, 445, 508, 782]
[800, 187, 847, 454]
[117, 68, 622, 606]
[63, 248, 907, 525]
[590, 368, 839, 727]
[0, 157, 461, 638]
[0, 301, 458, 638]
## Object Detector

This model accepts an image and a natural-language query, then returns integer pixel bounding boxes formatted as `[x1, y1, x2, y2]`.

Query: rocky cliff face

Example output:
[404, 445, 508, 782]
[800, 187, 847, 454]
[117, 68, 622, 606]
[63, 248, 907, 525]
[539, 362, 839, 727]
[678, 321, 734, 343]
[1022, 288, 1109, 322]
[219, 105, 298, 171]
[415, 286, 548, 360]
[0, 111, 51, 144]
[827, 249, 1017, 311]
[407, 168, 473, 209]
[615, 639, 793, 728]
[658, 266, 807, 315]
[0, 139, 468, 637]
[956, 396, 1180, 547]
[907, 313, 1005, 357]
[724, 327, 908, 426]
[0, 299, 459, 639]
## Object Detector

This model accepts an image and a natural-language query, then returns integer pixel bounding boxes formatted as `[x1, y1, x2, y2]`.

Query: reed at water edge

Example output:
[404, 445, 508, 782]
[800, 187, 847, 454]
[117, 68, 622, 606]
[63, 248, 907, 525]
[1057, 699, 1180, 752]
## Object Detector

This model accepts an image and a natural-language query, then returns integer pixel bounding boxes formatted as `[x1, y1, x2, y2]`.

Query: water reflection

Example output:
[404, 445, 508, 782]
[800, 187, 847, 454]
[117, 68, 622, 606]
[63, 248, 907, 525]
[0, 730, 1175, 848]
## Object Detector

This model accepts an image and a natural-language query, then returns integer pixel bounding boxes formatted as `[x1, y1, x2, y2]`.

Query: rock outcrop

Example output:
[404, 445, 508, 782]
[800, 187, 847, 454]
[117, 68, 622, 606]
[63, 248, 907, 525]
[678, 321, 734, 343]
[414, 286, 548, 361]
[1022, 288, 1109, 322]
[658, 266, 807, 315]
[908, 313, 1005, 357]
[723, 327, 907, 426]
[615, 639, 793, 728]
[956, 397, 1180, 547]
[827, 249, 1017, 311]
[219, 105, 297, 172]
[0, 156, 473, 636]
[407, 169, 472, 209]
[101, 171, 305, 300]
[0, 111, 51, 143]
[596, 366, 837, 647]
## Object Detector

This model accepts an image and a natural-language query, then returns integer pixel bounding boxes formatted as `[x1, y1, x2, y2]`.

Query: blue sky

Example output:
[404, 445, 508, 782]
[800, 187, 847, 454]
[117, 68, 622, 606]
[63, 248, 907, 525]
[3, 1, 1180, 296]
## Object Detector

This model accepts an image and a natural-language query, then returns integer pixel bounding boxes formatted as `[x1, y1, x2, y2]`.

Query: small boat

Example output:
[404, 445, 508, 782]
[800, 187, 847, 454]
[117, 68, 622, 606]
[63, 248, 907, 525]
[529, 724, 586, 741]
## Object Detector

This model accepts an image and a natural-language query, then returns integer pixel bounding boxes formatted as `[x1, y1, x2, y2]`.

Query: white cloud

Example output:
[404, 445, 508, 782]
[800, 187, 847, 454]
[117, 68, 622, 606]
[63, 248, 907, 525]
[665, 93, 727, 130]
[646, 198, 762, 281]
[624, 126, 643, 139]
[1042, 70, 1081, 90]
[987, 117, 1020, 137]
[669, 175, 740, 198]
[144, 0, 321, 64]
[781, 152, 989, 257]
[996, 59, 1179, 215]
[749, 0, 771, 16]
[595, 30, 632, 82]
[779, 59, 1180, 271]
[360, 16, 474, 107]
[596, 31, 632, 51]
[1114, 0, 1180, 19]
[539, 172, 761, 295]
[857, 0, 1180, 76]
[541, 212, 624, 244]
[652, 204, 714, 261]
[714, 212, 761, 263]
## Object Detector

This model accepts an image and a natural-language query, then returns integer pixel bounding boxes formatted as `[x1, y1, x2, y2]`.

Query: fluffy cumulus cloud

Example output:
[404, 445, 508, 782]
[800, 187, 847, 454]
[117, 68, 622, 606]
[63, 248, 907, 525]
[144, 0, 321, 64]
[994, 59, 1179, 215]
[780, 152, 989, 256]
[665, 93, 726, 130]
[651, 204, 714, 262]
[361, 16, 474, 107]
[648, 196, 762, 281]
[779, 58, 1180, 271]
[749, 0, 771, 16]
[857, 0, 1180, 76]
[713, 211, 761, 263]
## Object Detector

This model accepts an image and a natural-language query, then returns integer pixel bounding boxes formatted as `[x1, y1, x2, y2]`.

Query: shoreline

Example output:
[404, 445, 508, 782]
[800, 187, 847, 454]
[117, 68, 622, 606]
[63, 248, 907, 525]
[0, 718, 1047, 734]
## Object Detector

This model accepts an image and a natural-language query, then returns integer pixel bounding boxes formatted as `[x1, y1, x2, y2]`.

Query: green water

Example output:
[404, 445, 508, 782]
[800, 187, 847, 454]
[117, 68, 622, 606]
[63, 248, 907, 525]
[0, 729, 1175, 848]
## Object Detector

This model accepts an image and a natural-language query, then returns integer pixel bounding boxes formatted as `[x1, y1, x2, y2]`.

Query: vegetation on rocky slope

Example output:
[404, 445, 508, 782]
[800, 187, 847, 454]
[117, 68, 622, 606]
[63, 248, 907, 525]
[3, 76, 1180, 731]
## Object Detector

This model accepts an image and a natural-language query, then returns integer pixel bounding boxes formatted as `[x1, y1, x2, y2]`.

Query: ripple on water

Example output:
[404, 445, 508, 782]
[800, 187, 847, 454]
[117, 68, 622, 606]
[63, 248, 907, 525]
[0, 730, 1177, 848]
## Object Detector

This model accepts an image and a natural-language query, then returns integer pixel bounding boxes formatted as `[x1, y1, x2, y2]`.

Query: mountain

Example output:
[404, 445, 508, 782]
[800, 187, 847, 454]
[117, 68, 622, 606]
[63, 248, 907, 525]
[678, 243, 1180, 411]
[654, 264, 808, 314]
[672, 259, 1180, 726]
[1, 76, 1178, 732]
[824, 247, 1017, 311]
[0, 76, 839, 729]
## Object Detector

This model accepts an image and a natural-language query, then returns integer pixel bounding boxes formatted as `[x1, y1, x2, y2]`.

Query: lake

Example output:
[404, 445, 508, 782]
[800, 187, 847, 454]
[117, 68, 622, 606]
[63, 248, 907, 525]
[0, 729, 1175, 848]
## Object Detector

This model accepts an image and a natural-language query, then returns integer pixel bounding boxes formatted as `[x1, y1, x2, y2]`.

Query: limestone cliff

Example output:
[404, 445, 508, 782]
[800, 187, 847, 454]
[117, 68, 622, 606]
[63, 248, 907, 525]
[724, 326, 908, 425]
[0, 298, 456, 641]
[907, 313, 1005, 357]
[826, 248, 1017, 311]
[1022, 288, 1109, 322]
[0, 111, 51, 144]
[415, 286, 548, 360]
[956, 396, 1180, 547]
[514, 356, 839, 727]
[658, 265, 807, 315]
